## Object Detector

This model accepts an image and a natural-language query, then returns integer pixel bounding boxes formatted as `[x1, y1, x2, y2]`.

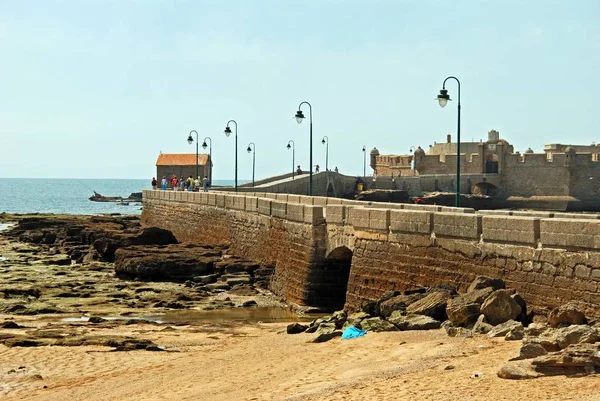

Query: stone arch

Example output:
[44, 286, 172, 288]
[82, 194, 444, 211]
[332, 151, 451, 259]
[473, 181, 499, 196]
[326, 182, 335, 197]
[306, 246, 353, 311]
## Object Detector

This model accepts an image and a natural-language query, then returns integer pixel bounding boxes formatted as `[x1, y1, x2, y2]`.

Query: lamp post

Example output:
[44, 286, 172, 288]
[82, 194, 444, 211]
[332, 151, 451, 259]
[294, 101, 313, 196]
[321, 136, 329, 171]
[201, 137, 212, 184]
[224, 120, 238, 192]
[287, 140, 295, 179]
[247, 142, 256, 187]
[362, 145, 366, 177]
[436, 76, 461, 207]
[187, 130, 199, 179]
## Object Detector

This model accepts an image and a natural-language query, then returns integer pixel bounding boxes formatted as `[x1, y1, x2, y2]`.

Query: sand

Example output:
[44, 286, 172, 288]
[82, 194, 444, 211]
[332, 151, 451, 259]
[2, 320, 600, 401]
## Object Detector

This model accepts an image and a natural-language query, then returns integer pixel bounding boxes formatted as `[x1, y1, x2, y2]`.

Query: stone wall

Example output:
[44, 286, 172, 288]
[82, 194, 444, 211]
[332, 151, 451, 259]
[143, 189, 600, 318]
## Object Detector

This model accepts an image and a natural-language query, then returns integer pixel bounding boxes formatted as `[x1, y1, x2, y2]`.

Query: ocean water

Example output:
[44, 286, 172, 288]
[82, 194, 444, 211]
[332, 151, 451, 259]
[0, 178, 238, 215]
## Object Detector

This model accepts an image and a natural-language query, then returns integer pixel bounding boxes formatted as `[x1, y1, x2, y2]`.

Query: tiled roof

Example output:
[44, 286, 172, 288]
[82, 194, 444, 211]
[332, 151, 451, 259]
[156, 153, 210, 166]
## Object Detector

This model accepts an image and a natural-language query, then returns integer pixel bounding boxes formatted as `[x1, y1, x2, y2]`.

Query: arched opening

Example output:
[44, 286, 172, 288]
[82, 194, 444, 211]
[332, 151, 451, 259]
[485, 154, 499, 173]
[306, 246, 353, 311]
[326, 182, 335, 197]
[473, 182, 498, 196]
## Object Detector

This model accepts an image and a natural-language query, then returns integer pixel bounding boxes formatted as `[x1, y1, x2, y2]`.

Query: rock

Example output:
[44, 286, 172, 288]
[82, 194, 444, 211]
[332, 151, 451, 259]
[241, 300, 257, 307]
[497, 363, 540, 380]
[193, 274, 217, 284]
[511, 293, 527, 317]
[344, 312, 370, 329]
[472, 315, 493, 334]
[286, 322, 308, 334]
[511, 343, 548, 360]
[487, 320, 523, 338]
[1, 321, 23, 329]
[357, 317, 398, 332]
[316, 323, 337, 335]
[553, 325, 600, 350]
[388, 313, 441, 330]
[468, 276, 505, 292]
[481, 290, 522, 325]
[461, 287, 495, 305]
[445, 326, 473, 338]
[205, 282, 230, 291]
[446, 297, 481, 326]
[523, 334, 559, 353]
[524, 323, 548, 337]
[379, 293, 424, 318]
[506, 326, 525, 341]
[405, 291, 451, 321]
[88, 317, 107, 324]
[309, 331, 342, 343]
[4, 338, 45, 347]
[548, 302, 587, 328]
[532, 343, 600, 375]
[225, 275, 253, 287]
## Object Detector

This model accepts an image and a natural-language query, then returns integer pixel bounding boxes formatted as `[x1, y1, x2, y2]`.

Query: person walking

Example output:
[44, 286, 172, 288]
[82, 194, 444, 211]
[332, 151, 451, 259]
[171, 175, 177, 190]
[187, 175, 193, 191]
[334, 166, 339, 173]
[315, 164, 320, 173]
[161, 176, 167, 190]
[194, 177, 200, 191]
[151, 177, 157, 190]
[202, 175, 210, 192]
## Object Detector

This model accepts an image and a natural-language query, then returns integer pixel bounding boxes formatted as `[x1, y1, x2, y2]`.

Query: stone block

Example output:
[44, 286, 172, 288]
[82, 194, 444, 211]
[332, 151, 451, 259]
[369, 208, 390, 231]
[215, 194, 225, 208]
[287, 195, 301, 204]
[286, 203, 304, 222]
[347, 207, 370, 230]
[224, 194, 235, 209]
[299, 196, 314, 205]
[271, 200, 287, 219]
[540, 219, 600, 249]
[434, 212, 482, 239]
[403, 204, 442, 212]
[258, 198, 272, 215]
[245, 197, 258, 212]
[266, 193, 278, 200]
[207, 193, 217, 206]
[325, 198, 343, 205]
[199, 192, 208, 204]
[233, 196, 246, 210]
[390, 210, 433, 234]
[512, 211, 554, 218]
[440, 206, 475, 213]
[482, 216, 540, 245]
[554, 213, 600, 220]
[326, 205, 346, 225]
[477, 210, 513, 216]
[313, 197, 328, 206]
[276, 194, 289, 202]
[304, 205, 325, 225]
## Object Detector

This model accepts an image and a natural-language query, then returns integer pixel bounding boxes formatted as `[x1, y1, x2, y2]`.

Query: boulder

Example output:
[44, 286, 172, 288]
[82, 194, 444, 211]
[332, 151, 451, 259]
[497, 363, 540, 380]
[472, 314, 493, 334]
[445, 326, 473, 338]
[343, 312, 370, 329]
[405, 291, 451, 321]
[524, 323, 548, 337]
[461, 287, 495, 305]
[309, 331, 342, 343]
[357, 317, 398, 332]
[511, 343, 548, 361]
[388, 313, 441, 331]
[468, 276, 505, 292]
[505, 326, 525, 341]
[316, 323, 337, 335]
[511, 293, 527, 317]
[287, 322, 308, 334]
[553, 325, 600, 350]
[548, 302, 587, 328]
[480, 290, 522, 325]
[446, 297, 480, 326]
[379, 293, 425, 318]
[532, 343, 600, 375]
[487, 320, 523, 338]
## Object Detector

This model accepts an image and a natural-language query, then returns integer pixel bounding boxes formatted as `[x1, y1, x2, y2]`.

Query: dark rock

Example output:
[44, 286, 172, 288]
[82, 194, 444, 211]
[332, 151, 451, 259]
[553, 325, 600, 350]
[532, 343, 600, 375]
[472, 314, 493, 334]
[446, 297, 480, 326]
[487, 320, 523, 338]
[357, 317, 398, 332]
[379, 293, 425, 318]
[316, 323, 337, 335]
[512, 293, 527, 317]
[1, 321, 23, 329]
[468, 276, 505, 292]
[481, 290, 522, 325]
[241, 300, 258, 307]
[309, 331, 342, 343]
[287, 322, 308, 334]
[88, 317, 107, 324]
[511, 343, 548, 361]
[506, 326, 525, 341]
[445, 326, 473, 338]
[4, 338, 45, 347]
[548, 302, 587, 328]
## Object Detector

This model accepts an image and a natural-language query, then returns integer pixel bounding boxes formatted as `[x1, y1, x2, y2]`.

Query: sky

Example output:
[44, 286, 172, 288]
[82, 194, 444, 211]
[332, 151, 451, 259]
[0, 0, 599, 180]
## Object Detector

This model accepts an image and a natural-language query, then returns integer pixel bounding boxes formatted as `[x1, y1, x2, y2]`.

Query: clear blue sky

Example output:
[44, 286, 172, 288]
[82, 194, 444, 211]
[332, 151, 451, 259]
[0, 0, 598, 179]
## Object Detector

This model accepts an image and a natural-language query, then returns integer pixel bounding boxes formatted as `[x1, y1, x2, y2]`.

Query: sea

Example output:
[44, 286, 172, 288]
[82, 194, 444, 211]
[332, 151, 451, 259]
[0, 178, 239, 215]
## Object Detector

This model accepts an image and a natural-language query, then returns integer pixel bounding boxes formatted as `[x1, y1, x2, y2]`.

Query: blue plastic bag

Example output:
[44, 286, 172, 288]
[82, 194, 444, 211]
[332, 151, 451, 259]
[341, 326, 367, 340]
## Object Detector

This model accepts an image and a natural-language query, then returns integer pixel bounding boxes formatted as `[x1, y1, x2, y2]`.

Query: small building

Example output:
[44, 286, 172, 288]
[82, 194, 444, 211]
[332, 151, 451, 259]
[156, 154, 212, 186]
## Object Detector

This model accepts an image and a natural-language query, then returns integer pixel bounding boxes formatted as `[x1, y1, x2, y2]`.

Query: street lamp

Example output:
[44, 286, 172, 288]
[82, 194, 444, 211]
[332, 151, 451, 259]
[362, 145, 366, 177]
[436, 76, 461, 207]
[321, 136, 329, 172]
[287, 140, 295, 179]
[247, 142, 256, 187]
[201, 137, 212, 184]
[224, 120, 238, 192]
[187, 130, 199, 179]
[294, 101, 313, 196]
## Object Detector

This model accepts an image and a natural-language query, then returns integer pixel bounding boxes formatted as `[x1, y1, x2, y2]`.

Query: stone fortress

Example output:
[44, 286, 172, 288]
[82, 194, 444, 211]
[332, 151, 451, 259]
[371, 130, 600, 210]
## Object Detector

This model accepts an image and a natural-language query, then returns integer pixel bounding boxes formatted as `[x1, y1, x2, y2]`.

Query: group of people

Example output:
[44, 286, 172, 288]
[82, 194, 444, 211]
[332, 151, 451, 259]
[296, 165, 339, 174]
[151, 175, 210, 192]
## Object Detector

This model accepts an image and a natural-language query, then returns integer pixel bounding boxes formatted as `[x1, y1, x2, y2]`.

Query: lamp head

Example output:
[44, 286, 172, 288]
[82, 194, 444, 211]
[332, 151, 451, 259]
[246, 146, 252, 153]
[286, 143, 291, 150]
[362, 146, 366, 152]
[201, 141, 208, 149]
[224, 126, 232, 137]
[187, 135, 193, 145]
[295, 110, 305, 124]
[437, 88, 451, 108]
[321, 138, 326, 145]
